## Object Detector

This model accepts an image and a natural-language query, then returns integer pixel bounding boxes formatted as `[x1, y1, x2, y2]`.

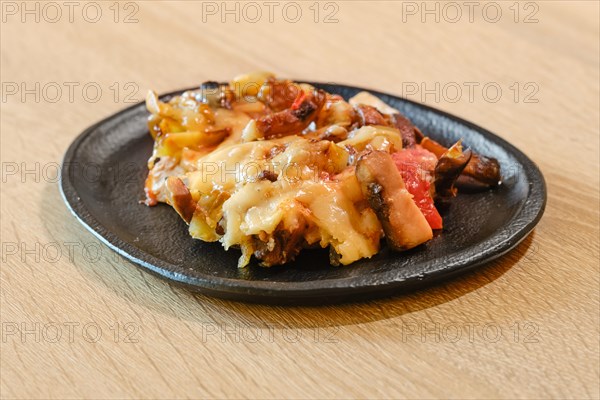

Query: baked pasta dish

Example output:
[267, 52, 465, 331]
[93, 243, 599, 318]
[143, 72, 501, 267]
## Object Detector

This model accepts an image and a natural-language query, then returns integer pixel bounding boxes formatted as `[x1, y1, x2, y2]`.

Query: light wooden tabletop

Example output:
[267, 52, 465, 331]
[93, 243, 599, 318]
[1, 1, 599, 399]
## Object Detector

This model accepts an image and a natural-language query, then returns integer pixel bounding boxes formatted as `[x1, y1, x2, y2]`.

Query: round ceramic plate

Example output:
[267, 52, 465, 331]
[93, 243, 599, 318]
[60, 82, 546, 304]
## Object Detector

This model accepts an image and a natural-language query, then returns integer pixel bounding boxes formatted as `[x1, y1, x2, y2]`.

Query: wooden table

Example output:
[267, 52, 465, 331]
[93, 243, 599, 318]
[1, 1, 598, 398]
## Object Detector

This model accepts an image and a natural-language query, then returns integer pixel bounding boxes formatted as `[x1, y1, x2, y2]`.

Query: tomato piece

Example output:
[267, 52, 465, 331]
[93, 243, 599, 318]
[392, 148, 443, 230]
[290, 90, 307, 110]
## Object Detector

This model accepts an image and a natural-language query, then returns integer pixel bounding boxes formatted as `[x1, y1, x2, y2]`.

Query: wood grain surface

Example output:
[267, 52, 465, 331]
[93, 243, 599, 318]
[1, 1, 599, 398]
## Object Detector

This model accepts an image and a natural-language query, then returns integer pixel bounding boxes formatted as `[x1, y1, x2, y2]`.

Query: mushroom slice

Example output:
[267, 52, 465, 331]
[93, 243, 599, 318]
[434, 140, 473, 199]
[356, 151, 433, 251]
[349, 91, 424, 147]
[459, 154, 501, 189]
[421, 137, 500, 190]
[166, 176, 197, 223]
[354, 104, 390, 127]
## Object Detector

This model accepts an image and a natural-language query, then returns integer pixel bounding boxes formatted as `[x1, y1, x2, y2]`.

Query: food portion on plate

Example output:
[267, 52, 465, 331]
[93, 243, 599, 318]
[143, 72, 501, 267]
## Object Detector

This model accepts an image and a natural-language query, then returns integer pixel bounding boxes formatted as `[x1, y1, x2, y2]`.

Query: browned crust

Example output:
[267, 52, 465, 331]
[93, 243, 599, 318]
[166, 177, 197, 223]
[256, 89, 326, 138]
[355, 104, 390, 127]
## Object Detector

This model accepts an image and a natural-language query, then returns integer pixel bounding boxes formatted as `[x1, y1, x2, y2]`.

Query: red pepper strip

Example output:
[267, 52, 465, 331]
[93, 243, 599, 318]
[392, 149, 443, 230]
[291, 90, 306, 110]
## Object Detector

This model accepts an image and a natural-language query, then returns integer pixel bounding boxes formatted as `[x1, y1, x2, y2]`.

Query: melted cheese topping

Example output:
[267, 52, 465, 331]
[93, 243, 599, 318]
[185, 137, 382, 266]
[143, 78, 433, 267]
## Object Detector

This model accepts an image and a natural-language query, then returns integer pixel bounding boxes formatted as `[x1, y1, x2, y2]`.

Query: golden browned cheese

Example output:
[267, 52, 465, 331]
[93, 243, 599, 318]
[143, 73, 440, 267]
[184, 137, 382, 266]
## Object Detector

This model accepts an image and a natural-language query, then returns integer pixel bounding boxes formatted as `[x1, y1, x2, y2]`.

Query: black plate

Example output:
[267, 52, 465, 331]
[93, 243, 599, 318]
[60, 83, 546, 304]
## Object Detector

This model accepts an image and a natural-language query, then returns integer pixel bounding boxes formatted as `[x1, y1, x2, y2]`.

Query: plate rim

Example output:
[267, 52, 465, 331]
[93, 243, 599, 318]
[60, 82, 547, 300]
